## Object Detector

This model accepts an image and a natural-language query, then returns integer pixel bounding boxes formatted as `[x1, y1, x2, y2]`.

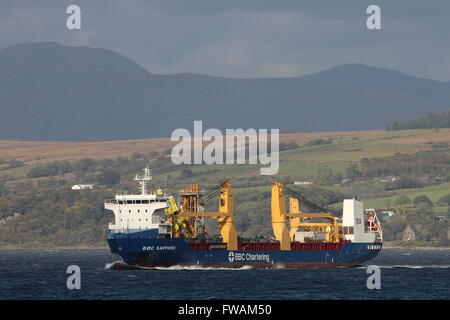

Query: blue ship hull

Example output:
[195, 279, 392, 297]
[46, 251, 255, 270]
[107, 230, 382, 269]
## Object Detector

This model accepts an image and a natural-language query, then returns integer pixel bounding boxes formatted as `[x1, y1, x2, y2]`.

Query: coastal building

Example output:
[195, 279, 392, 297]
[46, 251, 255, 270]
[340, 178, 353, 185]
[402, 224, 423, 242]
[0, 212, 22, 225]
[434, 176, 446, 184]
[294, 181, 313, 185]
[71, 184, 94, 190]
[374, 176, 399, 183]
[381, 211, 396, 217]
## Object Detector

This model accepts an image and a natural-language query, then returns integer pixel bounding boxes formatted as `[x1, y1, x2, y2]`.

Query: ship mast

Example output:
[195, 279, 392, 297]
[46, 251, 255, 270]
[134, 165, 152, 195]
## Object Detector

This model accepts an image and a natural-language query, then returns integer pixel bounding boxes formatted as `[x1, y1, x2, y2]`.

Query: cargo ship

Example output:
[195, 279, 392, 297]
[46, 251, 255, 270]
[105, 167, 382, 269]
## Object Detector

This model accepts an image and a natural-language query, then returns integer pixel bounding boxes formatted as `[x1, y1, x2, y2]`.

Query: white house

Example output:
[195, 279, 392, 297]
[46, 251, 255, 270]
[294, 181, 313, 185]
[71, 184, 94, 190]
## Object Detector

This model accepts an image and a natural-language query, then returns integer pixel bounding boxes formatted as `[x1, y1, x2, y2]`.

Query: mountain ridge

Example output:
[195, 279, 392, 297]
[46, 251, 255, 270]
[0, 42, 449, 141]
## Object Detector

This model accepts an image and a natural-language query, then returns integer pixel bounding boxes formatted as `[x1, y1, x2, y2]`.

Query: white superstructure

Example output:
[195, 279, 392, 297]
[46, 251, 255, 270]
[342, 199, 383, 243]
[105, 166, 170, 234]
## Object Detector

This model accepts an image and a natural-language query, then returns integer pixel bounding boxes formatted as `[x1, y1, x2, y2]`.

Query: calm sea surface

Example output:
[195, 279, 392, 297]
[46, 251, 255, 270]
[0, 248, 448, 300]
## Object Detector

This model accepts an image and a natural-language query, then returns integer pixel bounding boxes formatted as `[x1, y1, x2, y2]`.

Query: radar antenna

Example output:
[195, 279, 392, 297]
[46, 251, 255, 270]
[134, 165, 152, 195]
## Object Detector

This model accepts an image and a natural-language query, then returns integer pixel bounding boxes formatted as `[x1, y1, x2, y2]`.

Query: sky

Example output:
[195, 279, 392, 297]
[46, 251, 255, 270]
[1, 0, 450, 80]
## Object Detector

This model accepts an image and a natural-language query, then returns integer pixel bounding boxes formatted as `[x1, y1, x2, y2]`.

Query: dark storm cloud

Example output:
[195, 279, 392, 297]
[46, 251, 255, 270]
[1, 1, 449, 80]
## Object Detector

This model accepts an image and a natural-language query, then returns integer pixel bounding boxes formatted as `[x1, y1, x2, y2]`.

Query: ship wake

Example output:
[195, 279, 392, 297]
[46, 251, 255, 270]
[358, 265, 450, 269]
[152, 265, 254, 271]
[104, 261, 254, 271]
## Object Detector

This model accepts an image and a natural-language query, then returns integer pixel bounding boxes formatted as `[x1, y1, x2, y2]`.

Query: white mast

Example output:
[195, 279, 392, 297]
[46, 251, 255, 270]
[134, 165, 152, 195]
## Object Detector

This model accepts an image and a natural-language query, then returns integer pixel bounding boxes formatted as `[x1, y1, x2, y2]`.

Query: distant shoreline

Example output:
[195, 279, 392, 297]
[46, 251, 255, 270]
[0, 243, 449, 251]
[381, 243, 450, 250]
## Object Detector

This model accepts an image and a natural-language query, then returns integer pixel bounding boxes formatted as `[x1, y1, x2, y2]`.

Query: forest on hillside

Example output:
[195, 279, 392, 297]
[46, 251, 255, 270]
[0, 144, 449, 247]
[387, 111, 450, 130]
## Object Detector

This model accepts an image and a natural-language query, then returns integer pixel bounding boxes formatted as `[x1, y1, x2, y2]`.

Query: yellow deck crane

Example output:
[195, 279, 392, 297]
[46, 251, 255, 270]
[271, 181, 342, 250]
[165, 180, 238, 250]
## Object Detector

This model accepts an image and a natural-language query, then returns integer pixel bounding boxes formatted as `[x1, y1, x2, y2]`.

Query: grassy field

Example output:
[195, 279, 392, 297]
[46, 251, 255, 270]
[1, 128, 449, 164]
[1, 128, 450, 212]
[1, 129, 449, 177]
[361, 182, 450, 212]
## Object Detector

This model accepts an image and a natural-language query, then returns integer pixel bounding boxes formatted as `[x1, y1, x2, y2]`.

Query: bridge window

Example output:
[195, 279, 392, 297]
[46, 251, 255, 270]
[343, 226, 354, 235]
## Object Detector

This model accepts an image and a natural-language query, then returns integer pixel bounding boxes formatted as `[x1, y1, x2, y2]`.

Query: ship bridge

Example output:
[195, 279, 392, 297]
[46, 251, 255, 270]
[105, 193, 168, 205]
[105, 166, 170, 234]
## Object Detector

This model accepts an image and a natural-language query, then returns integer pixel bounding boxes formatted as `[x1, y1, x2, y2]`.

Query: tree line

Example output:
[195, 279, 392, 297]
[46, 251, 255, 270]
[387, 111, 450, 130]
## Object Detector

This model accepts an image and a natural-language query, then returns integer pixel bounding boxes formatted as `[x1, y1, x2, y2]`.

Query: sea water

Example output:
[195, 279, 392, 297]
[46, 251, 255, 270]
[0, 248, 448, 299]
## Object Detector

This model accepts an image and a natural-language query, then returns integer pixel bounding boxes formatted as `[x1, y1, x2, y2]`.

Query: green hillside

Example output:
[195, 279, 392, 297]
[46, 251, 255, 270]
[0, 128, 449, 248]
